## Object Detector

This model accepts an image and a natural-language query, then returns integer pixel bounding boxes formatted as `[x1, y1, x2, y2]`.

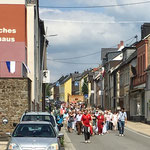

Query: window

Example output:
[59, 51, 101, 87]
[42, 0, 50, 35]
[141, 55, 143, 74]
[138, 57, 140, 76]
[143, 54, 145, 71]
[22, 115, 55, 127]
[12, 124, 56, 138]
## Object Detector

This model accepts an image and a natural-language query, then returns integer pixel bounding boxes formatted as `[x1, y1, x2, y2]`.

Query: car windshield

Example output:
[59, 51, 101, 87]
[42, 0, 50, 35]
[12, 124, 56, 138]
[22, 115, 56, 127]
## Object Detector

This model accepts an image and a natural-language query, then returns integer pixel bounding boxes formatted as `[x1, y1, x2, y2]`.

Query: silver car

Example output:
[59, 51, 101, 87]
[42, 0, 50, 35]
[20, 112, 59, 134]
[7, 121, 62, 150]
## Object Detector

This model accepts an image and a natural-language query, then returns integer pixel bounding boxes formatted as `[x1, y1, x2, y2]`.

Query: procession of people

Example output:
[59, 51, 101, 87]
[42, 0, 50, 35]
[53, 102, 127, 144]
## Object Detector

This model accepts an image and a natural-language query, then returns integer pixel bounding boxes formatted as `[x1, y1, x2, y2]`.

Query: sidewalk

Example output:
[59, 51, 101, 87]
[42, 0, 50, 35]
[126, 121, 150, 136]
[0, 141, 8, 150]
[61, 128, 76, 150]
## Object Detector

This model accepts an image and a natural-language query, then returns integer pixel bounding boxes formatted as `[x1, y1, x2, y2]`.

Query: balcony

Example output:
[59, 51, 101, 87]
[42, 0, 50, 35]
[132, 73, 146, 87]
[0, 61, 28, 78]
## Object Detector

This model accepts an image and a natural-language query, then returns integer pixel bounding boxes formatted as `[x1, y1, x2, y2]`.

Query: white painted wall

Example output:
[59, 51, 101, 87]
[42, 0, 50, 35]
[0, 0, 25, 4]
[27, 5, 35, 106]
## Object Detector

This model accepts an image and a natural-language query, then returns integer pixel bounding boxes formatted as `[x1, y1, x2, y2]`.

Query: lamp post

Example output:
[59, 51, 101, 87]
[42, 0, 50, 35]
[42, 29, 57, 112]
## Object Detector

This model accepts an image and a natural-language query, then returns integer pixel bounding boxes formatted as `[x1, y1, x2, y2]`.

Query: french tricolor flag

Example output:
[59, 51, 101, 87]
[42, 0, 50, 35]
[6, 61, 16, 74]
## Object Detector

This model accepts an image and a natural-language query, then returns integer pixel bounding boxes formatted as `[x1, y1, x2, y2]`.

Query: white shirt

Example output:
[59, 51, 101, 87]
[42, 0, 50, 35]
[118, 112, 127, 121]
[63, 113, 68, 121]
[95, 112, 99, 117]
[76, 114, 82, 121]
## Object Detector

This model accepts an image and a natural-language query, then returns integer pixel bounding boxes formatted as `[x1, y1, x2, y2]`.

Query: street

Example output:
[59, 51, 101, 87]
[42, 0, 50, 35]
[66, 128, 150, 150]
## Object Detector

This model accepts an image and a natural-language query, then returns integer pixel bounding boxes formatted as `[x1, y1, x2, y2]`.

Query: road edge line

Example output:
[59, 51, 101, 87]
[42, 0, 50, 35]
[61, 128, 76, 150]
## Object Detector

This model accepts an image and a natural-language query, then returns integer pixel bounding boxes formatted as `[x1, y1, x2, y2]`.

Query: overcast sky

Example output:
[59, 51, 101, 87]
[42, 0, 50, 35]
[39, 0, 150, 82]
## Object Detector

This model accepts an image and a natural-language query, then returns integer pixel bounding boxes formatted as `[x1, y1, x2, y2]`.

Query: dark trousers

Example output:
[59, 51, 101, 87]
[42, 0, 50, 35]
[76, 121, 82, 135]
[119, 121, 125, 134]
[98, 124, 103, 134]
[109, 122, 113, 130]
[83, 126, 90, 141]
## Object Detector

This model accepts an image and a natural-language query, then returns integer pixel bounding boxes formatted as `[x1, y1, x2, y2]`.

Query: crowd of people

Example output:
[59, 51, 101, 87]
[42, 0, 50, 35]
[53, 102, 127, 144]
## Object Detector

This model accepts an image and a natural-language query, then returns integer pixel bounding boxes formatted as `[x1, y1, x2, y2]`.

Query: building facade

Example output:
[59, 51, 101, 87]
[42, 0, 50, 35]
[0, 0, 47, 111]
[0, 0, 27, 77]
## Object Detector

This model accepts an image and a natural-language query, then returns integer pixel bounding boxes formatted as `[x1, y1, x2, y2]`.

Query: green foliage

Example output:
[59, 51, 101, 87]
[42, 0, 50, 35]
[45, 84, 51, 96]
[60, 136, 64, 147]
[82, 77, 88, 95]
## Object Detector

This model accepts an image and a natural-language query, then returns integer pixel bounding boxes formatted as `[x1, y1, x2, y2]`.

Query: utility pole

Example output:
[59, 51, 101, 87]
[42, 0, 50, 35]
[42, 28, 57, 112]
[42, 27, 48, 112]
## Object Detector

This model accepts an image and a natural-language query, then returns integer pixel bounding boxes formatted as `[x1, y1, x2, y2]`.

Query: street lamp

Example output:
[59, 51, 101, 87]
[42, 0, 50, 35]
[42, 29, 58, 112]
[45, 34, 58, 37]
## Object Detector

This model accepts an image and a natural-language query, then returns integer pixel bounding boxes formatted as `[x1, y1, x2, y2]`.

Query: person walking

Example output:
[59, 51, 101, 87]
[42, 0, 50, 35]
[63, 111, 69, 130]
[76, 111, 83, 135]
[118, 108, 127, 136]
[68, 112, 74, 133]
[112, 111, 118, 131]
[81, 109, 92, 143]
[97, 111, 105, 135]
[57, 114, 63, 131]
[105, 111, 110, 132]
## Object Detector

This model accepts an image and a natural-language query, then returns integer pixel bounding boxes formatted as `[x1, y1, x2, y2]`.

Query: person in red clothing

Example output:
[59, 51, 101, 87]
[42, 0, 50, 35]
[81, 109, 92, 143]
[97, 111, 105, 135]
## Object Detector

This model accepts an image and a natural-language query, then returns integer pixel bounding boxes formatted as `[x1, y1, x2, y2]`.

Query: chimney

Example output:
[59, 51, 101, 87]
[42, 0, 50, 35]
[118, 41, 124, 49]
[120, 41, 124, 46]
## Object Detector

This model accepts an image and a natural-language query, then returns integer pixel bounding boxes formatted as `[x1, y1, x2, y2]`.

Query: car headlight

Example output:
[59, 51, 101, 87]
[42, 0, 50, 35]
[47, 143, 58, 150]
[8, 143, 20, 150]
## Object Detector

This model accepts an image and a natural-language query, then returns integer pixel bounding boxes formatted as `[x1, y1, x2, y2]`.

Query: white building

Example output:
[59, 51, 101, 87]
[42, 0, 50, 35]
[26, 0, 47, 111]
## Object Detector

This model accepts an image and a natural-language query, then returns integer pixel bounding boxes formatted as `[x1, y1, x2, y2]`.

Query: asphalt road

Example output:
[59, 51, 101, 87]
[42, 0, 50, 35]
[67, 128, 150, 150]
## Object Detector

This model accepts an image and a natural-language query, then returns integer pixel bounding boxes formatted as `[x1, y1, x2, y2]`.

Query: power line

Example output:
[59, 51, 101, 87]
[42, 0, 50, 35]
[47, 59, 100, 65]
[40, 1, 150, 9]
[52, 51, 100, 60]
[48, 35, 136, 62]
[43, 19, 150, 24]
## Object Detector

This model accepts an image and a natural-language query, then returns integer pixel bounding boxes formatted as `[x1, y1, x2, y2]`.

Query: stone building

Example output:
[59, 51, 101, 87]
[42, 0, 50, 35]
[130, 35, 150, 121]
[145, 65, 150, 123]
[0, 78, 31, 137]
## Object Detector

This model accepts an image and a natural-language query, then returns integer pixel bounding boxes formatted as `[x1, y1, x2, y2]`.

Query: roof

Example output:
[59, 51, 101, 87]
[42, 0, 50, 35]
[101, 48, 118, 60]
[23, 112, 51, 115]
[121, 46, 136, 52]
[60, 75, 71, 85]
[106, 51, 122, 61]
[119, 50, 137, 68]
[111, 50, 137, 74]
[53, 75, 67, 86]
[77, 70, 92, 80]
[71, 72, 81, 81]
[19, 121, 52, 125]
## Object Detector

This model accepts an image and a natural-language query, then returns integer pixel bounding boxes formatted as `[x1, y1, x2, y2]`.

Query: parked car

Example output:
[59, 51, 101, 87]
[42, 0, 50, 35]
[7, 121, 63, 150]
[20, 112, 59, 134]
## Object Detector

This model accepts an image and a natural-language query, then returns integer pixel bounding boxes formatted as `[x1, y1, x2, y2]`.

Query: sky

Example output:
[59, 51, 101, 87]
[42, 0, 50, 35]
[39, 0, 150, 82]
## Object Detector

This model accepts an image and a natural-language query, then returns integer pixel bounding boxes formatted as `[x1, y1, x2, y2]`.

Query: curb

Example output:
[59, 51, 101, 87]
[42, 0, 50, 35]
[125, 127, 150, 138]
[0, 141, 8, 144]
[61, 128, 76, 150]
[125, 122, 150, 137]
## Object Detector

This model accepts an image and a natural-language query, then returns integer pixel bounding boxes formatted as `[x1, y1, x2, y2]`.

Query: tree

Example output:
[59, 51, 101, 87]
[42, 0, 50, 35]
[82, 77, 88, 95]
[45, 83, 51, 97]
